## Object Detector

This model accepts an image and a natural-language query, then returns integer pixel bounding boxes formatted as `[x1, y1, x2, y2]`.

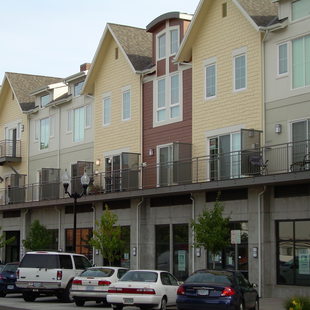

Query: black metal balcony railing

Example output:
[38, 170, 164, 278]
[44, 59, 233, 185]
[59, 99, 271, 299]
[0, 140, 309, 206]
[0, 139, 21, 160]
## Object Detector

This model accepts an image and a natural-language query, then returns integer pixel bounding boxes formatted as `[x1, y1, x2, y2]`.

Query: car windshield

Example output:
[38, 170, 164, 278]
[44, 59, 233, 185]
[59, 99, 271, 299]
[120, 271, 158, 282]
[185, 271, 233, 285]
[80, 268, 115, 277]
[3, 264, 18, 272]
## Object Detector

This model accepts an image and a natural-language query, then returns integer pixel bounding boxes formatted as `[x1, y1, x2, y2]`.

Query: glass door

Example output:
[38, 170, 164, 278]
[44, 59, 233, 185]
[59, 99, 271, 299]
[158, 145, 173, 186]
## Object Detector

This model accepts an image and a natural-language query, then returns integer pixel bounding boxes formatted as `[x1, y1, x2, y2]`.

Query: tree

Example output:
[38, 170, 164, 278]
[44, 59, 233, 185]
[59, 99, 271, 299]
[0, 227, 15, 249]
[22, 220, 52, 251]
[191, 193, 230, 269]
[89, 204, 124, 266]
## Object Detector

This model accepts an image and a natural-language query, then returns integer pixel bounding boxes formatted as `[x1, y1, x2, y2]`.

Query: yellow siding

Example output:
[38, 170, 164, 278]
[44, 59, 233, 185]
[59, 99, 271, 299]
[93, 33, 142, 164]
[191, 1, 263, 156]
[0, 83, 29, 188]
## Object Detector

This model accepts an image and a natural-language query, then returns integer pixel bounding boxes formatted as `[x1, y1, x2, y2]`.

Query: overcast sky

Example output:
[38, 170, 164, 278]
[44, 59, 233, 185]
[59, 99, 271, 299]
[0, 0, 200, 81]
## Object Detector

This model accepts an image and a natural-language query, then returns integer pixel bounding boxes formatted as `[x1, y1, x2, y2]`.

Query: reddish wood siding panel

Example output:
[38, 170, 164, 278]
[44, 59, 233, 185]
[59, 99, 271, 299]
[169, 56, 178, 73]
[157, 59, 166, 77]
[142, 68, 192, 188]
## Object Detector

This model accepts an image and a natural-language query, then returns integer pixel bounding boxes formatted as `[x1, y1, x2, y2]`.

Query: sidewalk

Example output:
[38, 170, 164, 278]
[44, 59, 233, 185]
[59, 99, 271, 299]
[260, 298, 286, 310]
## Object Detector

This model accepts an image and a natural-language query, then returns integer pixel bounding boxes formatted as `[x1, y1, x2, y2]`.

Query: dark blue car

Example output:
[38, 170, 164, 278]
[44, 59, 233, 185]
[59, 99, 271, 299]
[176, 269, 259, 310]
[0, 262, 20, 297]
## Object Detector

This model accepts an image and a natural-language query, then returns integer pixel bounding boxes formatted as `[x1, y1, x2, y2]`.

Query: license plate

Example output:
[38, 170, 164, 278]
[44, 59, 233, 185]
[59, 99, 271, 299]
[197, 289, 209, 296]
[123, 298, 134, 304]
[86, 286, 94, 291]
[7, 285, 14, 290]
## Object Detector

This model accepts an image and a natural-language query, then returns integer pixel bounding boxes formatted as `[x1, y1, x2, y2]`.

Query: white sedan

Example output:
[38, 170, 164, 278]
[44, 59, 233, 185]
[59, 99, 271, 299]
[70, 266, 128, 307]
[107, 269, 180, 310]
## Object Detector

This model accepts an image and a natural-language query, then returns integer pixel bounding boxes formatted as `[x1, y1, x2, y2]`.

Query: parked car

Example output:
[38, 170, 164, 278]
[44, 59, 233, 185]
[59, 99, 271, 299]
[0, 262, 20, 297]
[107, 269, 179, 310]
[16, 251, 92, 302]
[176, 269, 259, 310]
[70, 266, 128, 307]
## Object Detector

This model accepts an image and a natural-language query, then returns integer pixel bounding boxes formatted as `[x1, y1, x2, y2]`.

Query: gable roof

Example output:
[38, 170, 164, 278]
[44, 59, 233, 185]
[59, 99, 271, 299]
[176, 0, 278, 62]
[1, 72, 62, 112]
[83, 23, 152, 94]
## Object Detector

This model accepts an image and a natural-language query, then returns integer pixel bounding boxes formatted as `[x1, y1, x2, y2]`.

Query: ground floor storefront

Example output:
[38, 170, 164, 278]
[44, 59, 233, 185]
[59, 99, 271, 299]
[0, 183, 309, 298]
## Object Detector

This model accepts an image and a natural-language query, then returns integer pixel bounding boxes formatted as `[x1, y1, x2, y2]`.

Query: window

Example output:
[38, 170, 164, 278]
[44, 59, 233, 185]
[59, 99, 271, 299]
[205, 63, 216, 98]
[67, 110, 72, 132]
[277, 220, 310, 286]
[222, 2, 227, 18]
[85, 105, 91, 128]
[292, 35, 310, 89]
[170, 29, 179, 55]
[292, 0, 310, 21]
[155, 74, 181, 124]
[278, 43, 288, 75]
[103, 96, 111, 126]
[291, 119, 310, 164]
[234, 54, 246, 91]
[122, 89, 131, 120]
[74, 81, 84, 96]
[158, 33, 166, 59]
[40, 94, 50, 108]
[73, 106, 85, 142]
[40, 117, 50, 150]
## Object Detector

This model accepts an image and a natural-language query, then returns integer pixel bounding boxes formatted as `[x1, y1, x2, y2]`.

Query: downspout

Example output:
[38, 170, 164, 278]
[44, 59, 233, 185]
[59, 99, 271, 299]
[136, 198, 144, 269]
[190, 194, 195, 273]
[258, 186, 266, 297]
[54, 207, 61, 250]
[57, 104, 61, 169]
[22, 209, 29, 259]
[92, 204, 96, 265]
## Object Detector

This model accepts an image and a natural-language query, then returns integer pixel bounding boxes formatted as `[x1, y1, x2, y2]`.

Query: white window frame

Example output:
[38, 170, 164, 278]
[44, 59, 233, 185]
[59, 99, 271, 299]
[67, 110, 73, 133]
[233, 47, 247, 92]
[73, 81, 84, 97]
[102, 93, 111, 127]
[277, 42, 289, 77]
[85, 104, 92, 128]
[156, 25, 180, 60]
[170, 27, 180, 56]
[73, 106, 85, 143]
[121, 86, 131, 121]
[291, 0, 310, 22]
[39, 117, 50, 150]
[40, 94, 50, 108]
[157, 32, 167, 60]
[153, 73, 182, 126]
[204, 57, 217, 100]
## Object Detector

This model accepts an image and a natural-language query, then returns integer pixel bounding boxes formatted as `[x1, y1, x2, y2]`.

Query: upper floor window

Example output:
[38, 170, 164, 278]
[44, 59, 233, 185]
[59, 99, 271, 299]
[292, 35, 310, 89]
[234, 53, 247, 91]
[278, 43, 288, 76]
[40, 117, 50, 150]
[157, 27, 180, 60]
[155, 73, 181, 125]
[74, 81, 84, 96]
[205, 59, 217, 99]
[40, 94, 50, 108]
[292, 0, 310, 21]
[103, 95, 111, 126]
[122, 88, 131, 121]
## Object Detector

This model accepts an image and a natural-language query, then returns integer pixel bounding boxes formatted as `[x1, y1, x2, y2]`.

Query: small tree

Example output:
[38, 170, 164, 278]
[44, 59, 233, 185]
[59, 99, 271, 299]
[22, 220, 52, 251]
[89, 204, 124, 266]
[191, 193, 230, 269]
[0, 226, 15, 248]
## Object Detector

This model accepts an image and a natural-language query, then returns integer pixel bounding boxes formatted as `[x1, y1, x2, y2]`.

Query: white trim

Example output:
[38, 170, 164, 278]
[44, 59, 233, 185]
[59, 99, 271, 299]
[102, 93, 112, 127]
[205, 124, 244, 139]
[232, 46, 247, 57]
[121, 86, 131, 121]
[204, 62, 217, 100]
[233, 52, 247, 92]
[277, 42, 289, 77]
[103, 147, 130, 158]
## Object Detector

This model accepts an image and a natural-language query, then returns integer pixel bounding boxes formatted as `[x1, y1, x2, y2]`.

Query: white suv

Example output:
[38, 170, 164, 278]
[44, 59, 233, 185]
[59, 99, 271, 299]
[16, 251, 92, 302]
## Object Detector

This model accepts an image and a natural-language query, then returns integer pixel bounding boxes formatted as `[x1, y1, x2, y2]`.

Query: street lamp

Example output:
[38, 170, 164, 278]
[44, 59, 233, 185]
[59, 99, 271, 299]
[62, 169, 90, 253]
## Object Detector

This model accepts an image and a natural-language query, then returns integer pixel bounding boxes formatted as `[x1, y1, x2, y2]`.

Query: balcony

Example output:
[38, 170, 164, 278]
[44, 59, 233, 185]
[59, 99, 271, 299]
[0, 139, 22, 165]
[0, 140, 309, 207]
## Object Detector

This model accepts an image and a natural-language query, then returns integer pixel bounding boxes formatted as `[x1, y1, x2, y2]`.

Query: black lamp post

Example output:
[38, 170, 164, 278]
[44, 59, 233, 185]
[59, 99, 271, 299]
[62, 169, 90, 253]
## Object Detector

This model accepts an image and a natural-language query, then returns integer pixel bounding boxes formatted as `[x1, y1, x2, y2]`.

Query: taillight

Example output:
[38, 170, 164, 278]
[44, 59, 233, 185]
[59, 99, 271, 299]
[177, 285, 185, 295]
[72, 279, 82, 285]
[98, 280, 111, 286]
[221, 287, 236, 296]
[0, 274, 5, 280]
[16, 269, 20, 279]
[108, 287, 155, 294]
[56, 270, 62, 281]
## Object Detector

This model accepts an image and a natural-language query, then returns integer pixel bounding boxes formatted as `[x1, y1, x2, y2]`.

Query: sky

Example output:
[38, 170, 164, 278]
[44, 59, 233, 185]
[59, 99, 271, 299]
[0, 0, 200, 81]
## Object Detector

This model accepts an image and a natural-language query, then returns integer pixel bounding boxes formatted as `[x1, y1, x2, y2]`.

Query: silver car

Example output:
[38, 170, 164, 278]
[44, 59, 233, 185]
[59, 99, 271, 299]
[70, 266, 128, 307]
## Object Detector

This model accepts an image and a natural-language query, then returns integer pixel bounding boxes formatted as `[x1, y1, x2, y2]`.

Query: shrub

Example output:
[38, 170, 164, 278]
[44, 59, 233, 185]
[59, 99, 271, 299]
[285, 296, 310, 310]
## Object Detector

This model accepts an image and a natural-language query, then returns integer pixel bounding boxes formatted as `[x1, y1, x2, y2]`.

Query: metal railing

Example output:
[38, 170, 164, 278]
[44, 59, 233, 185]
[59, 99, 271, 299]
[0, 140, 309, 206]
[0, 139, 21, 158]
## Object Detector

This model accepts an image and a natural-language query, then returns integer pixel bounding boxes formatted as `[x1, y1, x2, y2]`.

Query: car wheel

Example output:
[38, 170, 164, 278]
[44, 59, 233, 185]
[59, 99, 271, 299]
[75, 299, 85, 307]
[0, 290, 6, 297]
[111, 305, 123, 310]
[61, 281, 73, 303]
[159, 297, 167, 310]
[23, 292, 37, 302]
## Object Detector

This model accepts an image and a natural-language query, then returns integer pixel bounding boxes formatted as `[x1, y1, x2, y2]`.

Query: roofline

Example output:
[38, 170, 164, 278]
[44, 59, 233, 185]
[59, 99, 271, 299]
[146, 11, 193, 32]
[30, 82, 66, 96]
[232, 0, 260, 31]
[258, 18, 288, 32]
[65, 71, 87, 84]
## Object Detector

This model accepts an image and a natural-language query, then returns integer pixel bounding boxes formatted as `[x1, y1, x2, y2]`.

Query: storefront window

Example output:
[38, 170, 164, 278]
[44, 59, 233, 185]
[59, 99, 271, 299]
[277, 220, 310, 286]
[155, 224, 189, 281]
[207, 222, 248, 277]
